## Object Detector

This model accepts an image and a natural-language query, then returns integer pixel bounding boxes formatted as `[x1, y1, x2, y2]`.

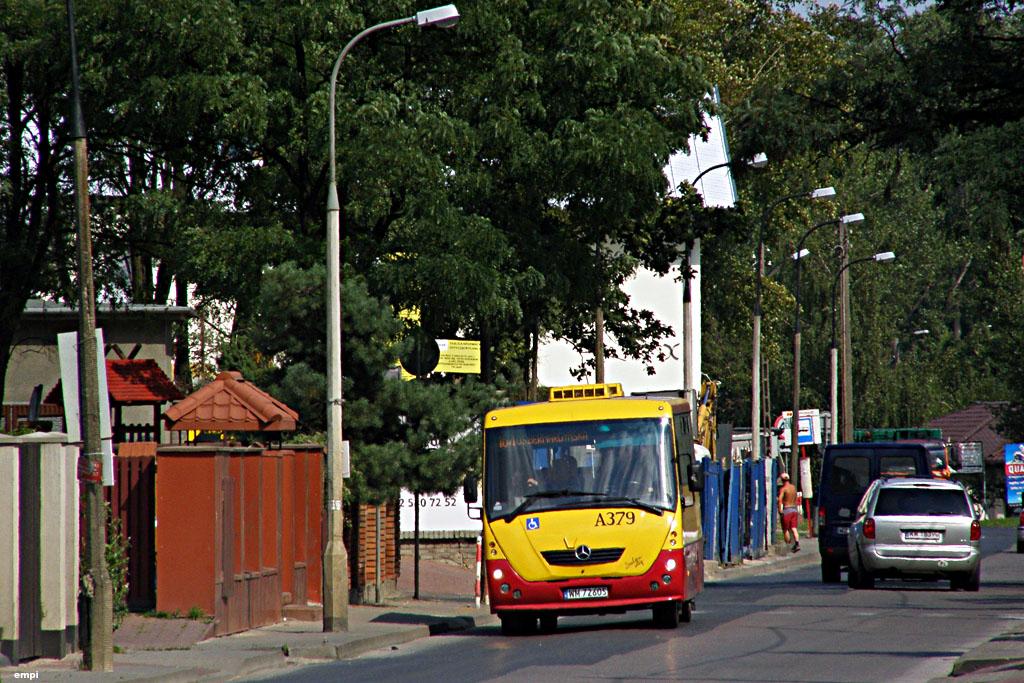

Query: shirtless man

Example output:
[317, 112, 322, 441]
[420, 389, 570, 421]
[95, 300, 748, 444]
[778, 472, 800, 553]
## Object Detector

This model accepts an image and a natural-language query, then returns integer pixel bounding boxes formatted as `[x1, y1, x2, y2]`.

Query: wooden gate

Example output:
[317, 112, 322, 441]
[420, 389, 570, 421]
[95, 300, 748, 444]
[106, 445, 157, 611]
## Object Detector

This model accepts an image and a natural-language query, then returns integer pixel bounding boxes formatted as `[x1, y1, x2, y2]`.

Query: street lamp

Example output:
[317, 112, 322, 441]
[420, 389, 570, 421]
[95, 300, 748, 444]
[324, 4, 460, 633]
[789, 212, 863, 478]
[751, 186, 835, 462]
[829, 251, 896, 444]
[688, 153, 769, 188]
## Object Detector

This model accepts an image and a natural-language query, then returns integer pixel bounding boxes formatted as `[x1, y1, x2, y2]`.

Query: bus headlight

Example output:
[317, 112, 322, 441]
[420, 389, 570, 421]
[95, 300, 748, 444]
[493, 568, 504, 580]
[500, 583, 510, 594]
[665, 558, 677, 571]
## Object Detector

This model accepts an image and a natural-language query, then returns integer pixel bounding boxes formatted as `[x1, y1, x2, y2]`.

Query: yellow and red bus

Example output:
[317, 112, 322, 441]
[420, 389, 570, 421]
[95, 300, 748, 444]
[471, 383, 704, 635]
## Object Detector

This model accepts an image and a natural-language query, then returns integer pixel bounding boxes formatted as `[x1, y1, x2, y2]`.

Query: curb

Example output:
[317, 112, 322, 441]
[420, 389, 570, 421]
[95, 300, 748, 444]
[288, 615, 492, 664]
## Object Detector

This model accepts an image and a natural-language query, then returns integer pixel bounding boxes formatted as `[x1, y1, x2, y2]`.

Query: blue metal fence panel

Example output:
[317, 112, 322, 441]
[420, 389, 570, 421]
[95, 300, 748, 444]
[748, 459, 767, 559]
[701, 458, 721, 562]
[770, 458, 779, 546]
[725, 463, 742, 564]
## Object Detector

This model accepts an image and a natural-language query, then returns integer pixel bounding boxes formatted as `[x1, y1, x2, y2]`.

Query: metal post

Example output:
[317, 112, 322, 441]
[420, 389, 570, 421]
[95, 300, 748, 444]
[414, 492, 420, 599]
[67, 0, 113, 670]
[830, 346, 839, 444]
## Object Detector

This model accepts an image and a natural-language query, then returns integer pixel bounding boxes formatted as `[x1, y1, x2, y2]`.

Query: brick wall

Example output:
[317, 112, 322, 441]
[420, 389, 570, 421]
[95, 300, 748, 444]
[347, 502, 399, 603]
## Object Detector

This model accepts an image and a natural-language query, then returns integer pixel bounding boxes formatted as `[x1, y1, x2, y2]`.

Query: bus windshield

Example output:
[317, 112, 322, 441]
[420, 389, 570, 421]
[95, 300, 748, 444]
[484, 417, 677, 521]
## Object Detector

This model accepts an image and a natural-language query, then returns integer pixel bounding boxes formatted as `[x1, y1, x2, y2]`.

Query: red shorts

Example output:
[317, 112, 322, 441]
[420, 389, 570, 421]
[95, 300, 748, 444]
[782, 510, 799, 531]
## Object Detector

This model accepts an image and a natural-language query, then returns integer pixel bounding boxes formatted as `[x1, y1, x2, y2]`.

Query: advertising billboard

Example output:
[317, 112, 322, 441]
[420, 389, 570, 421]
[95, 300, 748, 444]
[1004, 443, 1024, 507]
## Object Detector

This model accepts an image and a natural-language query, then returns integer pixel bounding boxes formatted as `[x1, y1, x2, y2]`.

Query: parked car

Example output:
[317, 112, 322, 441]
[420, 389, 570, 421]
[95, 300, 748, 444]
[1016, 510, 1024, 553]
[817, 442, 935, 583]
[846, 477, 981, 591]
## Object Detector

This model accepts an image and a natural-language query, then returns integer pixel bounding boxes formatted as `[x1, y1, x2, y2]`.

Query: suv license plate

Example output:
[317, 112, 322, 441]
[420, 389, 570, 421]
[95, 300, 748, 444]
[563, 586, 609, 600]
[835, 526, 849, 535]
[904, 531, 941, 542]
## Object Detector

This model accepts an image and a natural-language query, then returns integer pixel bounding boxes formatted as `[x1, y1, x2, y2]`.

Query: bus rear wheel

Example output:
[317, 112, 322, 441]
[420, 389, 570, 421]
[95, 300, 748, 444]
[500, 612, 538, 636]
[652, 600, 681, 629]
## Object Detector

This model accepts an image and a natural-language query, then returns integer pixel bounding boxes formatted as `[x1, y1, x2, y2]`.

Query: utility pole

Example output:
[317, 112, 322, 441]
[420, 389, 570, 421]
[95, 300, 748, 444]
[839, 227, 853, 442]
[595, 307, 605, 383]
[67, 0, 113, 670]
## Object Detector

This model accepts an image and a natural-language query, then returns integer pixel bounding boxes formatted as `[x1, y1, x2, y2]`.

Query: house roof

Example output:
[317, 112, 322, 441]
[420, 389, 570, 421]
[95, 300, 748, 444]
[162, 371, 298, 432]
[45, 359, 185, 406]
[929, 402, 1011, 464]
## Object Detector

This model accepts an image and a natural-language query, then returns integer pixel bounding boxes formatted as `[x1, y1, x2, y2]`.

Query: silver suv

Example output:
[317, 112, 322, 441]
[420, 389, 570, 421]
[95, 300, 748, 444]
[847, 477, 981, 591]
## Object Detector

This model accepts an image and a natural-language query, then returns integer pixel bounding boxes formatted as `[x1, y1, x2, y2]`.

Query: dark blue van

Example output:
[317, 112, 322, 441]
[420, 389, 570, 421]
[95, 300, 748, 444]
[817, 442, 934, 582]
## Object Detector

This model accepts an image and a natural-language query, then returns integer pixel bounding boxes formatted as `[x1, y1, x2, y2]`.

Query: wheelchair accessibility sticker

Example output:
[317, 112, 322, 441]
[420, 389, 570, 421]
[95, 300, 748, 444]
[526, 517, 540, 530]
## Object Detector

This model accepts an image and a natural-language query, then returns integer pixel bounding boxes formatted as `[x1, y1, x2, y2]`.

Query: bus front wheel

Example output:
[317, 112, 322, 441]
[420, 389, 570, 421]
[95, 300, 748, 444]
[652, 601, 681, 629]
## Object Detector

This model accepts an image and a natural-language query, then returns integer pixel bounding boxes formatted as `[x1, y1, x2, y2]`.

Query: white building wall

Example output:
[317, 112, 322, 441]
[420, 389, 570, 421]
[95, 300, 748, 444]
[538, 111, 738, 396]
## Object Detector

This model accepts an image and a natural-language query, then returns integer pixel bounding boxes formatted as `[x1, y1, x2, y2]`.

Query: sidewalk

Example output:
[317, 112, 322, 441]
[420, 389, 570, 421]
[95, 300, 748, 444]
[0, 538, 1012, 682]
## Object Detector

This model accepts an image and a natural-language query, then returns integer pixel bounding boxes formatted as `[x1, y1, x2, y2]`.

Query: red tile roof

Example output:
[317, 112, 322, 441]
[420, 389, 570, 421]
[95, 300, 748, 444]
[929, 402, 1011, 464]
[44, 359, 184, 406]
[107, 359, 185, 404]
[162, 371, 298, 432]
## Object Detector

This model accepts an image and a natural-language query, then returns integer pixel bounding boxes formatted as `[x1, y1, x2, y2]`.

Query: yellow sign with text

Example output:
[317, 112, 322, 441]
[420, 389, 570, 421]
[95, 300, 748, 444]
[434, 339, 480, 373]
[399, 339, 480, 379]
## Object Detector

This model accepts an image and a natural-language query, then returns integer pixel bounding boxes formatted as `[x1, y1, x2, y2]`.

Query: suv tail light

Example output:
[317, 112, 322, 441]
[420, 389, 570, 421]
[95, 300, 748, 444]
[864, 518, 876, 539]
[970, 519, 981, 541]
[1019, 511, 1024, 526]
[818, 507, 826, 530]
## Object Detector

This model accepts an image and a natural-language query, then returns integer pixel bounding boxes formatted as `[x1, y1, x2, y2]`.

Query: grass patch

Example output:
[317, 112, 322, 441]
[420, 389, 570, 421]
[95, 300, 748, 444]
[981, 516, 1018, 527]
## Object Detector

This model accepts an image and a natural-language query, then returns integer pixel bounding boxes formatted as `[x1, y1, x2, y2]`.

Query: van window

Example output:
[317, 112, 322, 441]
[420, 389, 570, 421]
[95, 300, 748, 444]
[830, 456, 870, 495]
[879, 456, 917, 477]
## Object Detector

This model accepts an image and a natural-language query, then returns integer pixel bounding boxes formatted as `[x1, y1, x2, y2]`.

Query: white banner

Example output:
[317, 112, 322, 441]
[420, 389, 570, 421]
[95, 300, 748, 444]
[399, 488, 482, 534]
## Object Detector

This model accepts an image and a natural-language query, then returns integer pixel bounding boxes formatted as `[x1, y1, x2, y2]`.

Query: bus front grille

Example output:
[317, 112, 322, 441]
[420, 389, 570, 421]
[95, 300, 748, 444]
[541, 547, 625, 566]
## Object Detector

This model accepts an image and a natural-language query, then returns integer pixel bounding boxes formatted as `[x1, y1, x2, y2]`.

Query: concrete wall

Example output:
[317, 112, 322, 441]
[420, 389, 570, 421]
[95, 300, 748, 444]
[0, 433, 79, 665]
[0, 443, 18, 657]
[4, 301, 193, 429]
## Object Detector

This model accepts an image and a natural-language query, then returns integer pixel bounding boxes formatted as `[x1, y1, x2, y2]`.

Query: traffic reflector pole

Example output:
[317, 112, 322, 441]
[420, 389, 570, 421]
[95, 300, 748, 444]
[475, 535, 482, 608]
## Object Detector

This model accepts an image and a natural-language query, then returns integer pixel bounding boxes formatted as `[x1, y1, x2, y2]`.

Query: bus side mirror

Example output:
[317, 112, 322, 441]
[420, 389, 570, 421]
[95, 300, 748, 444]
[463, 475, 478, 504]
[687, 463, 704, 492]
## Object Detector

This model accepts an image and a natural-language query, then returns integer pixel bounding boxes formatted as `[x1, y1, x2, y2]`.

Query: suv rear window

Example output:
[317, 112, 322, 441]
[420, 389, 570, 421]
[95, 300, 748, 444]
[830, 456, 871, 495]
[875, 488, 970, 516]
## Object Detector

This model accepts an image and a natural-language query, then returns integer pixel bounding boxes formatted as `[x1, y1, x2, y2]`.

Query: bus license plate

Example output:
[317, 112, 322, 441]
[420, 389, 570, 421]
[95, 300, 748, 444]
[904, 531, 941, 542]
[563, 586, 609, 600]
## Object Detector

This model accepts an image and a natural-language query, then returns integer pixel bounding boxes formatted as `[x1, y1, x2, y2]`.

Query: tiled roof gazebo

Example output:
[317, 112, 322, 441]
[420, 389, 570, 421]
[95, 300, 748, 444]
[162, 371, 298, 434]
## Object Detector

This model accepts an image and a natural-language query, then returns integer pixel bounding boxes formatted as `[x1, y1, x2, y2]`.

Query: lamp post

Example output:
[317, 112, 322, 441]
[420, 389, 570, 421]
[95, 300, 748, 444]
[680, 153, 767, 405]
[789, 212, 863, 478]
[751, 186, 835, 461]
[324, 4, 460, 633]
[829, 251, 896, 444]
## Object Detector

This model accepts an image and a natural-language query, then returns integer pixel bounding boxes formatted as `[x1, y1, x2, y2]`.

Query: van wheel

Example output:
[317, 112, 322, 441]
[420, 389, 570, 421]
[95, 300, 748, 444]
[821, 558, 842, 584]
[1017, 540, 1024, 554]
[652, 601, 680, 629]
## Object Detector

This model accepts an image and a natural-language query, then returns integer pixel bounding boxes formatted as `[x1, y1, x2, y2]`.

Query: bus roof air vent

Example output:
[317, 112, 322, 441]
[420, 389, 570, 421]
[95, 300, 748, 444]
[548, 383, 623, 401]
